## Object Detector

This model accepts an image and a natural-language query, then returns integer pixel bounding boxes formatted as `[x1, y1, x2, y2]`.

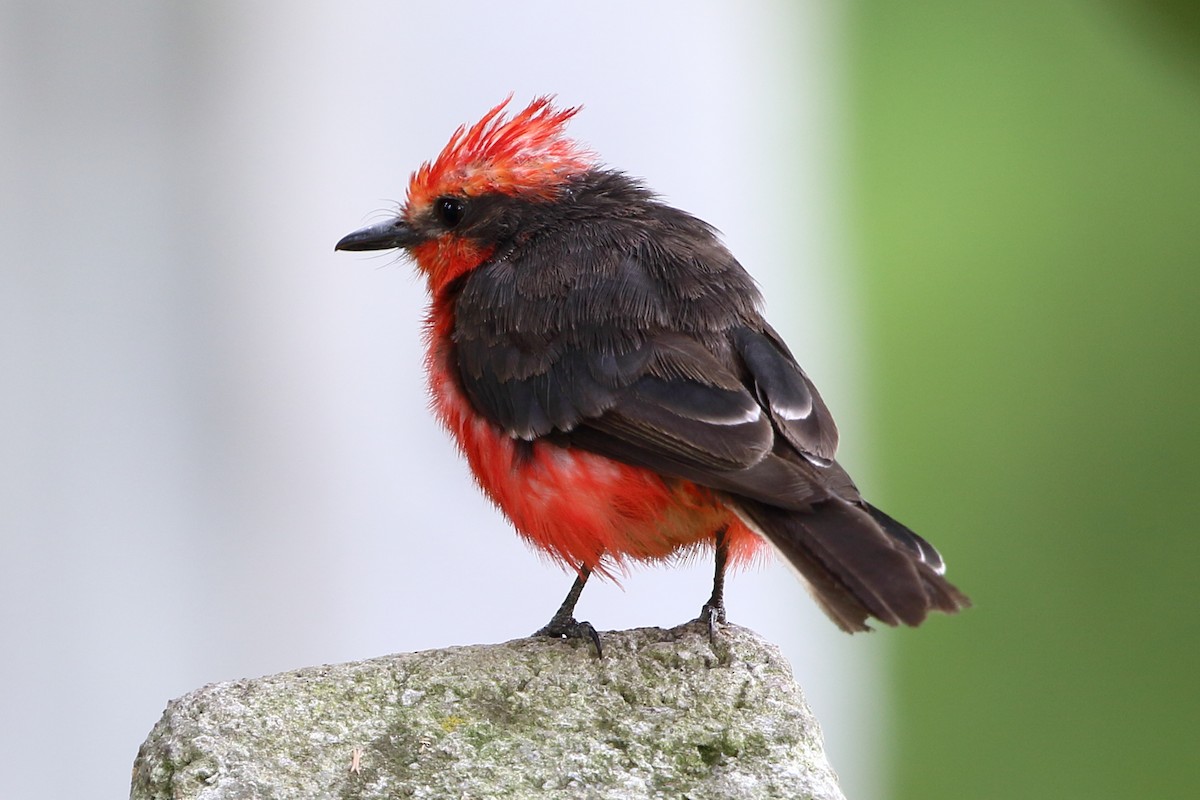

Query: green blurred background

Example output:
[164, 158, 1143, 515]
[848, 2, 1200, 798]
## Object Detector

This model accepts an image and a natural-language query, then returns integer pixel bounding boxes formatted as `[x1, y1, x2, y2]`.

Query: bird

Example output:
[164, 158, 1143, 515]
[336, 97, 968, 653]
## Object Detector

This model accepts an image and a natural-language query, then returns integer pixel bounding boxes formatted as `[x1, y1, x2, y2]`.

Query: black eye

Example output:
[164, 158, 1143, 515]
[435, 196, 466, 228]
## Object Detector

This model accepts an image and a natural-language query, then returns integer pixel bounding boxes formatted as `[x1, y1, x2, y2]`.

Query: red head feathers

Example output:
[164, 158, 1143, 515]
[406, 96, 594, 211]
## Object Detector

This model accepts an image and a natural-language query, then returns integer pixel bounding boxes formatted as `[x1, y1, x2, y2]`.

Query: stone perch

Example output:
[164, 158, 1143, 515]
[131, 624, 845, 800]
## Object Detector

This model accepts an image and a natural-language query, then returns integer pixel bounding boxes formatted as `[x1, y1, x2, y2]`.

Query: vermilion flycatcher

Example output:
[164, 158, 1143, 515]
[337, 98, 968, 652]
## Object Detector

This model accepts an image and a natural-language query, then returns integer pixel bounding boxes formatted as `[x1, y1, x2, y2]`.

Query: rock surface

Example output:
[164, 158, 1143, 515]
[131, 624, 845, 799]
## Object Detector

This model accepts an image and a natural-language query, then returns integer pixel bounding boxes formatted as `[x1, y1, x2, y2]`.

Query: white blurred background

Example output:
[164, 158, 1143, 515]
[1, 2, 895, 798]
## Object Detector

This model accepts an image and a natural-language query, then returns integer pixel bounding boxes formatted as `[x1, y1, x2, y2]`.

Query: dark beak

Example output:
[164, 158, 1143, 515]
[334, 218, 420, 252]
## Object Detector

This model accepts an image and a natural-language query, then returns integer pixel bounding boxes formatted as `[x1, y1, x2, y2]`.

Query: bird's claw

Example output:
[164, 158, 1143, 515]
[696, 602, 727, 645]
[535, 617, 603, 658]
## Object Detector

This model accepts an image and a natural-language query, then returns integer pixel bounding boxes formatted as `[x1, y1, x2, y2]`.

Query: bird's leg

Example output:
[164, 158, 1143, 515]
[534, 565, 602, 657]
[697, 526, 729, 644]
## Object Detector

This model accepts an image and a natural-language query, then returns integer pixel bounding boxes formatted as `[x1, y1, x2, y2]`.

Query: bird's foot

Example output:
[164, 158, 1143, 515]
[696, 601, 727, 645]
[534, 616, 603, 658]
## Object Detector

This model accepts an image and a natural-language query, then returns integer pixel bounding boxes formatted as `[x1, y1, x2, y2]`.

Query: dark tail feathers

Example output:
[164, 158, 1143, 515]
[738, 498, 970, 632]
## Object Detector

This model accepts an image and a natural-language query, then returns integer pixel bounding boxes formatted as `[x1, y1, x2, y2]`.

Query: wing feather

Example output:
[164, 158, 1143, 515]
[452, 200, 841, 507]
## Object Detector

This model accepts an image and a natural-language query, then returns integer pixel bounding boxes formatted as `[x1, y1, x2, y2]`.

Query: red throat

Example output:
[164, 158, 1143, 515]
[411, 239, 495, 296]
